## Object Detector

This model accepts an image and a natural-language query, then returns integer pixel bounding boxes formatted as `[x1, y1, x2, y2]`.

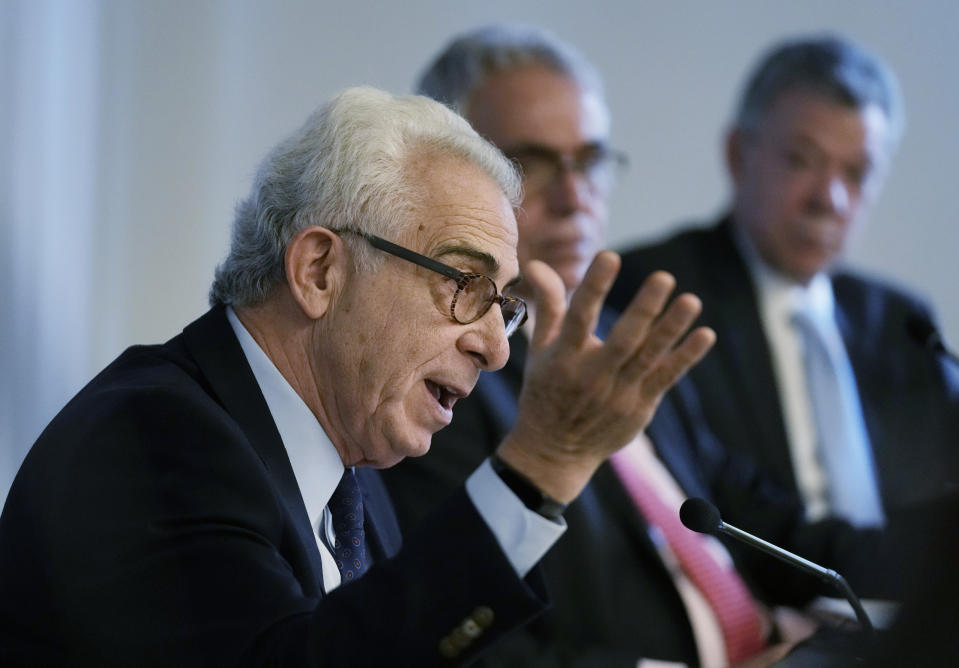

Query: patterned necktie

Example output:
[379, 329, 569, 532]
[328, 469, 371, 583]
[792, 309, 884, 527]
[611, 441, 766, 666]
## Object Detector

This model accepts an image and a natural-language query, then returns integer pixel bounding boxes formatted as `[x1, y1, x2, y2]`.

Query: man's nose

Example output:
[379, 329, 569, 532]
[544, 165, 593, 215]
[458, 308, 511, 371]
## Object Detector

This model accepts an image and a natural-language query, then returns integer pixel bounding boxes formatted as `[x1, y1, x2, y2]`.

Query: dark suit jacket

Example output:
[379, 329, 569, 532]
[0, 305, 547, 667]
[382, 311, 892, 668]
[607, 217, 959, 514]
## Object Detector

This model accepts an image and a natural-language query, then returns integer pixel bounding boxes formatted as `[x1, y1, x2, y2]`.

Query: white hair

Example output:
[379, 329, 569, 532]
[210, 86, 521, 306]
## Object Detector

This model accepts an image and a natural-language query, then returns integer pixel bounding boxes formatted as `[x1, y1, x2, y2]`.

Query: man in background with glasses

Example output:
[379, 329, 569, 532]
[382, 25, 896, 668]
[0, 86, 713, 665]
[414, 26, 626, 300]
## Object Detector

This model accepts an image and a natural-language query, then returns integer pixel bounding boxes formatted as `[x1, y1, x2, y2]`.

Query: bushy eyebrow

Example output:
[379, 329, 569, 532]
[789, 134, 876, 172]
[434, 243, 521, 289]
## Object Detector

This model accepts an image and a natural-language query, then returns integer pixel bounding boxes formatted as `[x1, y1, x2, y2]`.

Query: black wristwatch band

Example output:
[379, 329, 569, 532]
[489, 454, 568, 521]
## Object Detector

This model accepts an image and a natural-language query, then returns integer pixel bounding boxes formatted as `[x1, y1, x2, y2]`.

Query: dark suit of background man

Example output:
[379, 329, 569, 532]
[383, 26, 898, 668]
[0, 87, 714, 666]
[608, 35, 959, 527]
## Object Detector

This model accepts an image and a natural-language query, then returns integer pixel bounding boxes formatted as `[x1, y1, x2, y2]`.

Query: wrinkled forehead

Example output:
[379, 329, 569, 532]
[466, 65, 610, 151]
[404, 154, 520, 282]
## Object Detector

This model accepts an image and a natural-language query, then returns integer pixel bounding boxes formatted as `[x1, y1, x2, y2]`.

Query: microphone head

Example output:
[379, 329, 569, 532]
[679, 497, 722, 535]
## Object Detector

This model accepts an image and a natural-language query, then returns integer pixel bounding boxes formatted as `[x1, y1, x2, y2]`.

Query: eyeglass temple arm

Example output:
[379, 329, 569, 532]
[365, 234, 464, 282]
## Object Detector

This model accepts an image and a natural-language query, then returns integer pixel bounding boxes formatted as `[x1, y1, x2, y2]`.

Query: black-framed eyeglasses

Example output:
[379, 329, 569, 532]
[504, 142, 629, 194]
[333, 229, 528, 337]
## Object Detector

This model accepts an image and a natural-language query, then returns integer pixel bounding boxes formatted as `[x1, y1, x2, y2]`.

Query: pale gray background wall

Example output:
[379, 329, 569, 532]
[3, 0, 957, 504]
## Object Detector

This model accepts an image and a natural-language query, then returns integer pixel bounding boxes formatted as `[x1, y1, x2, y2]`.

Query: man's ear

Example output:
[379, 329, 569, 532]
[725, 127, 746, 185]
[285, 226, 346, 320]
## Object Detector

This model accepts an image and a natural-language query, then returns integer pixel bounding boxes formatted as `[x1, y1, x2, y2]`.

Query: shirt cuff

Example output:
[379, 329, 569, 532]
[465, 458, 566, 577]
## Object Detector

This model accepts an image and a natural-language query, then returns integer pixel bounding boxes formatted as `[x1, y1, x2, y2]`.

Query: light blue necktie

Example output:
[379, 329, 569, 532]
[793, 309, 884, 527]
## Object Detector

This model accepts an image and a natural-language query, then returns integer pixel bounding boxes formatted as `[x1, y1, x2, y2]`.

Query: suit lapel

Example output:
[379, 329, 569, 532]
[648, 391, 713, 502]
[698, 221, 795, 485]
[357, 467, 403, 560]
[180, 306, 326, 592]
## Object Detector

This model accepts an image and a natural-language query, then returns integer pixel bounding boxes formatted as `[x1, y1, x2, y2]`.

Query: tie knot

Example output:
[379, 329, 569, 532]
[330, 469, 364, 534]
[333, 468, 360, 500]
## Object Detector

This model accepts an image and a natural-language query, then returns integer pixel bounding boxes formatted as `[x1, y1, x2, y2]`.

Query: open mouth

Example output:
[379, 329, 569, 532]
[425, 380, 464, 411]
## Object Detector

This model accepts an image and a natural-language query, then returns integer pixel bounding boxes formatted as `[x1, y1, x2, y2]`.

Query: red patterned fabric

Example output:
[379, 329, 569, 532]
[611, 442, 766, 665]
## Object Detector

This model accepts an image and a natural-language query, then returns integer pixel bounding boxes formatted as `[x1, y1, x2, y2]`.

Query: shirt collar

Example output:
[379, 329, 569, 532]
[225, 306, 344, 534]
[732, 222, 834, 324]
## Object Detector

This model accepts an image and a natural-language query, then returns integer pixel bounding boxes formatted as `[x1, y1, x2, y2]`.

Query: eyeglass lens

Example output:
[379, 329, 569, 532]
[453, 274, 526, 336]
[511, 145, 625, 193]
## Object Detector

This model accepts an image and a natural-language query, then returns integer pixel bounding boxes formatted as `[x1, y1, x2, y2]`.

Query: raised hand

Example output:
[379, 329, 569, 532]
[496, 251, 715, 503]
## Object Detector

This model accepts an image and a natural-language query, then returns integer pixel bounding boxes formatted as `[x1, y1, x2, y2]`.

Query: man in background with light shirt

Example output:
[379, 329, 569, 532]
[608, 34, 959, 531]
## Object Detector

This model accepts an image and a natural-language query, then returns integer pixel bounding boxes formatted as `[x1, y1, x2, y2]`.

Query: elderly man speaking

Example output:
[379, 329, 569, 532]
[0, 87, 712, 666]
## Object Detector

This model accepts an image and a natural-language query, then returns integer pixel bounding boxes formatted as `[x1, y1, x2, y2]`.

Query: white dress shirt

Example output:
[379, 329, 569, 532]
[734, 231, 852, 521]
[225, 307, 564, 592]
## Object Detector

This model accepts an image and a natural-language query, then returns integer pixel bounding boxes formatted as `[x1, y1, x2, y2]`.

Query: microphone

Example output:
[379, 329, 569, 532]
[905, 314, 959, 366]
[679, 498, 877, 641]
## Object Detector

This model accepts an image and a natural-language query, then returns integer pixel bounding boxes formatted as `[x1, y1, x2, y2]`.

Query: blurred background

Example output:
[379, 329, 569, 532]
[2, 0, 956, 505]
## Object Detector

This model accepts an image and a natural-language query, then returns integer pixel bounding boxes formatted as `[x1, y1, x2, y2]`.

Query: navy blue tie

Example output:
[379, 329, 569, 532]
[328, 469, 371, 583]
